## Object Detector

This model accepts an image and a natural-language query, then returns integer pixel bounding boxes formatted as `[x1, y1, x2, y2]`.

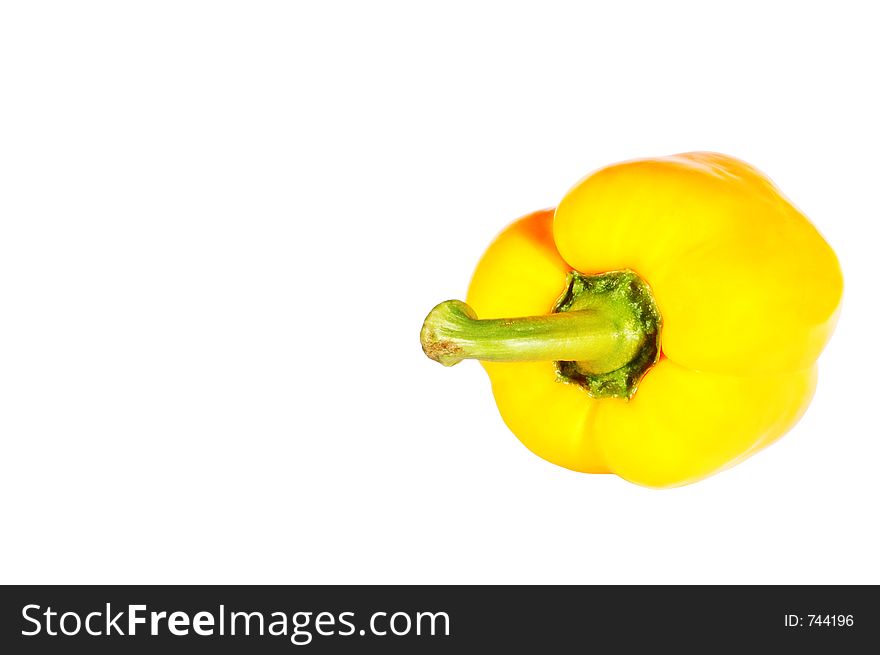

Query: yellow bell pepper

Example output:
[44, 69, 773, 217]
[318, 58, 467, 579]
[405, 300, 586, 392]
[420, 152, 842, 488]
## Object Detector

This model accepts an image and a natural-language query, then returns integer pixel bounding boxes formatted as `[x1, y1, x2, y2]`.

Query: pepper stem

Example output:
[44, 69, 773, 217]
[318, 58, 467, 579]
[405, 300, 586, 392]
[420, 270, 662, 399]
[421, 300, 638, 372]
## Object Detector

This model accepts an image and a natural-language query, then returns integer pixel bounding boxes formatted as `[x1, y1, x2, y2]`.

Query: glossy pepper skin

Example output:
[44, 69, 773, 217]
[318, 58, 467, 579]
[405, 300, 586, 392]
[426, 152, 842, 488]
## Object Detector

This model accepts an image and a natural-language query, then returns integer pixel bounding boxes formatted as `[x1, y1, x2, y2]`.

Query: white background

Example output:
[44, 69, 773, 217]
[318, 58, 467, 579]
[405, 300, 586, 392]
[1, 1, 877, 584]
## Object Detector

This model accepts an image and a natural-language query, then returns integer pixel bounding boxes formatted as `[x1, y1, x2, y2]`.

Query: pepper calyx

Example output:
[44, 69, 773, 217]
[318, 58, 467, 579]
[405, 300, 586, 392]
[552, 270, 661, 399]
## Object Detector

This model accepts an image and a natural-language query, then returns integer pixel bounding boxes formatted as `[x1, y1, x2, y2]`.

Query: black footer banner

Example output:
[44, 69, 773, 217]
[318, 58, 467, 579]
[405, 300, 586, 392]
[1, 585, 875, 653]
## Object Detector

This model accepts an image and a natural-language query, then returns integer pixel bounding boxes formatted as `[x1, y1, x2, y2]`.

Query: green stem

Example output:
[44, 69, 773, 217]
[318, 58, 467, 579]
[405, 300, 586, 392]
[420, 301, 640, 373]
[420, 270, 662, 399]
